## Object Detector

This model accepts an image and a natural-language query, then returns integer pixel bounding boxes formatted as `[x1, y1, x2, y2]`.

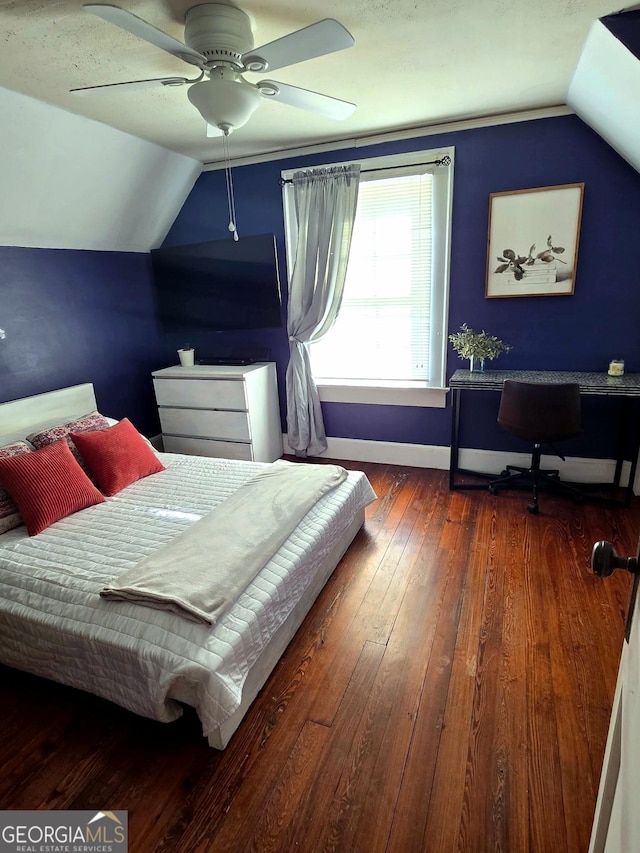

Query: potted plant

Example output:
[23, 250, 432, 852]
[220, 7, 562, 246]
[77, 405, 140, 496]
[448, 324, 511, 372]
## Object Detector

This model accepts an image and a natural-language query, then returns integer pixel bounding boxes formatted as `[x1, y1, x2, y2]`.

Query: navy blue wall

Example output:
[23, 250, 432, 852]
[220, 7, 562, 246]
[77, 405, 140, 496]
[0, 247, 166, 436]
[3, 114, 640, 462]
[164, 113, 640, 459]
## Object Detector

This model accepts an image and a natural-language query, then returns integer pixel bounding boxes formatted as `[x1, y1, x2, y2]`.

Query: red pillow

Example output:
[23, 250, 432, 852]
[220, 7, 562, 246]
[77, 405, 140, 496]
[0, 441, 32, 534]
[0, 440, 105, 536]
[70, 418, 165, 496]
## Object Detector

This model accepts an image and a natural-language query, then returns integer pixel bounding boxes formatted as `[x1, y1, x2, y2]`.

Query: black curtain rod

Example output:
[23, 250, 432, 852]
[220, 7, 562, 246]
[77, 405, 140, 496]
[279, 154, 451, 186]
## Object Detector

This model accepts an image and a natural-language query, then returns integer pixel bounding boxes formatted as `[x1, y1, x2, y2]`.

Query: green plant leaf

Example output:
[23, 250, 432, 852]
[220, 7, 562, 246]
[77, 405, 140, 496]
[448, 324, 511, 359]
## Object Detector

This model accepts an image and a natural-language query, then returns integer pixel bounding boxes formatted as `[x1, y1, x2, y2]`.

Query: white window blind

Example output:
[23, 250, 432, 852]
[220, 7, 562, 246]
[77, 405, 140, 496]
[282, 147, 453, 401]
[311, 171, 435, 383]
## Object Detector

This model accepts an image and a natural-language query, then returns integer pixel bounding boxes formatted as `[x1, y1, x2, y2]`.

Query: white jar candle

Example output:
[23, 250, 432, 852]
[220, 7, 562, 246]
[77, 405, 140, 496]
[608, 359, 624, 377]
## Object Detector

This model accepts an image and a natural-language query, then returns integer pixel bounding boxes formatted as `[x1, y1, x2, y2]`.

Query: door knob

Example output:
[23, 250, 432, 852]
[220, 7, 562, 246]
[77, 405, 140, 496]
[591, 540, 638, 578]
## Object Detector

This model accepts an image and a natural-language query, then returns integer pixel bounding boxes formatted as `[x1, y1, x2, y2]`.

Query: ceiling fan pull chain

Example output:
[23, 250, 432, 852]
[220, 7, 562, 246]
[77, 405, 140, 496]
[228, 156, 239, 242]
[221, 128, 239, 241]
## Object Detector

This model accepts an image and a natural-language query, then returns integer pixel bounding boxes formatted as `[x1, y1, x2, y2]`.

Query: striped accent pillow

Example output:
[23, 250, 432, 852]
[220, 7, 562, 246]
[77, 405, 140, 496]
[0, 440, 105, 536]
[71, 418, 165, 497]
[0, 441, 32, 534]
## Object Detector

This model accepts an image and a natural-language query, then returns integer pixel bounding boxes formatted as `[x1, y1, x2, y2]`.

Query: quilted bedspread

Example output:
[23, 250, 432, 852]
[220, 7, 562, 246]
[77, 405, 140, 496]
[0, 453, 376, 740]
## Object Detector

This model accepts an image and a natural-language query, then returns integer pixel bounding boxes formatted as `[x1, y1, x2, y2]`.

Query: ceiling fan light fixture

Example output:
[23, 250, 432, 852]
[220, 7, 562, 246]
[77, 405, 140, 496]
[187, 77, 261, 132]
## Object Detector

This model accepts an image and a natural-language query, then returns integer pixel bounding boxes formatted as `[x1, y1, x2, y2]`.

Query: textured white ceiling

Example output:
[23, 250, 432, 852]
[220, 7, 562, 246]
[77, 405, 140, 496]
[0, 0, 621, 165]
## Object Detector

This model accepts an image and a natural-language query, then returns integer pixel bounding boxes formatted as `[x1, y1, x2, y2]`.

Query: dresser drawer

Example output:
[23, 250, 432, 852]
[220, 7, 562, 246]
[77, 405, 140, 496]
[162, 435, 253, 461]
[159, 407, 251, 442]
[153, 377, 248, 410]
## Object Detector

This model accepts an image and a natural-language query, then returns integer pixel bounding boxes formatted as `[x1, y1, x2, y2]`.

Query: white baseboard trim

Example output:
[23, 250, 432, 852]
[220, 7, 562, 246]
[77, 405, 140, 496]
[283, 435, 450, 469]
[459, 448, 633, 488]
[283, 434, 635, 490]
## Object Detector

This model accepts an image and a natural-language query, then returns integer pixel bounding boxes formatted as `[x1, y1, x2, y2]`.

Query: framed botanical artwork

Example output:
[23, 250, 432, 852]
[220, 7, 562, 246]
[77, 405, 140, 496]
[485, 183, 584, 298]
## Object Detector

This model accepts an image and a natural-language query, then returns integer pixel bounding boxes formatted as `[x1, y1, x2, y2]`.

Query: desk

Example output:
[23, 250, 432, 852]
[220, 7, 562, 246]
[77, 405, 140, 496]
[449, 369, 640, 506]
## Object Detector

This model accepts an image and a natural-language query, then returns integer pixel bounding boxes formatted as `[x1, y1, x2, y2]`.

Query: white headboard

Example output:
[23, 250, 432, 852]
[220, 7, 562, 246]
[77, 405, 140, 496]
[0, 383, 97, 443]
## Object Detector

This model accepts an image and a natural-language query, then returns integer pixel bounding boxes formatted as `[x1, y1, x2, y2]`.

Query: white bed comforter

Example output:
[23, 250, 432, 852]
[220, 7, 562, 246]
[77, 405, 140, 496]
[0, 453, 375, 739]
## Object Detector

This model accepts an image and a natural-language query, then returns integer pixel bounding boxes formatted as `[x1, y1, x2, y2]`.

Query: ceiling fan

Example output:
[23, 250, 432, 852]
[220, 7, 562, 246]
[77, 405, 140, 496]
[72, 3, 356, 136]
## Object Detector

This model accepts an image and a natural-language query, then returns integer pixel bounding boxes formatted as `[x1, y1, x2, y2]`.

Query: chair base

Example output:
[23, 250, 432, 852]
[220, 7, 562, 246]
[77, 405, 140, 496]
[488, 459, 584, 515]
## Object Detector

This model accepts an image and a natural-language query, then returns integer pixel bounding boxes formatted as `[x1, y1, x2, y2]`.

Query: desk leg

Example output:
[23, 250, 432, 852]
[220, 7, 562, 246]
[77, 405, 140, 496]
[624, 399, 640, 507]
[449, 388, 460, 490]
[613, 397, 630, 490]
[612, 397, 639, 507]
[449, 388, 495, 491]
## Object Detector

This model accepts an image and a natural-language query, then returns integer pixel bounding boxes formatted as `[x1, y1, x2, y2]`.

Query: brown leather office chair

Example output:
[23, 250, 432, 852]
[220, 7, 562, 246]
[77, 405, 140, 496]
[488, 380, 583, 514]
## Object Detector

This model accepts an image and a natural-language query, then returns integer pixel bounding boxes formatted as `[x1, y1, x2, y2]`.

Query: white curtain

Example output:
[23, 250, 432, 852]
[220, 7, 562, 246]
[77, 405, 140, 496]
[285, 164, 360, 456]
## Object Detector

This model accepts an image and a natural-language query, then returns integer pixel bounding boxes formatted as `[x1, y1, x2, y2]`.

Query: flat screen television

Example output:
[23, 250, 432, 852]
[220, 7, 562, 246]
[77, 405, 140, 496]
[150, 233, 282, 333]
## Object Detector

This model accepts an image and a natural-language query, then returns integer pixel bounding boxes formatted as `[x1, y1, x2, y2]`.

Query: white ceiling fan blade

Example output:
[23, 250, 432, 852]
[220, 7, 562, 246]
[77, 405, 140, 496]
[83, 4, 206, 66]
[70, 77, 189, 96]
[258, 80, 355, 120]
[243, 19, 354, 73]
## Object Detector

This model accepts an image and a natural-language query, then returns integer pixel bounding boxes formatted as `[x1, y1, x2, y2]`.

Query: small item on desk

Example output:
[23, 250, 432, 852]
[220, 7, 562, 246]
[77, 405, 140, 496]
[608, 359, 624, 377]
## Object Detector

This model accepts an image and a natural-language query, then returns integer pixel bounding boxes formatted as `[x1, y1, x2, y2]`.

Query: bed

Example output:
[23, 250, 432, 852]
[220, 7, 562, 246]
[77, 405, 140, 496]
[0, 383, 376, 748]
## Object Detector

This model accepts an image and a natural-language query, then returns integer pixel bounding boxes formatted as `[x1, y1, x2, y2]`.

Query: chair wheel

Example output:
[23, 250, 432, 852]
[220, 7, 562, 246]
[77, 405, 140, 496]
[489, 484, 497, 495]
[527, 502, 539, 515]
[500, 470, 509, 477]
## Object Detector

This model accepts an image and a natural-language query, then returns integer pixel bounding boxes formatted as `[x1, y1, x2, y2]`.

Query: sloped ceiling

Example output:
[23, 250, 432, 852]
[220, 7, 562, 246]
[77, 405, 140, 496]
[568, 9, 640, 174]
[5, 4, 640, 252]
[0, 0, 624, 166]
[0, 85, 200, 251]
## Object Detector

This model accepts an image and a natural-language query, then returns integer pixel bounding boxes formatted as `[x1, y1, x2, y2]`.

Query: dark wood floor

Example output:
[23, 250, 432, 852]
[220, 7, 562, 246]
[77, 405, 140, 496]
[1, 463, 637, 852]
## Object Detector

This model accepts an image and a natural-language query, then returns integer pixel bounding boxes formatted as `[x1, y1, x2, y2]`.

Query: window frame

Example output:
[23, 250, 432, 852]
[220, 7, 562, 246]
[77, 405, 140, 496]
[281, 146, 454, 408]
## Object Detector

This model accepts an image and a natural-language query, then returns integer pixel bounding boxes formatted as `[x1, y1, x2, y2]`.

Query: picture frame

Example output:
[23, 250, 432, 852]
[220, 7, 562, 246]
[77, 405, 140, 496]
[485, 183, 584, 299]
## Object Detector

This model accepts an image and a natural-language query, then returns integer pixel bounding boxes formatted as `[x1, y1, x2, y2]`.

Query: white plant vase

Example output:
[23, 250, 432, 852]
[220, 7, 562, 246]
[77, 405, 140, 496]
[178, 348, 195, 367]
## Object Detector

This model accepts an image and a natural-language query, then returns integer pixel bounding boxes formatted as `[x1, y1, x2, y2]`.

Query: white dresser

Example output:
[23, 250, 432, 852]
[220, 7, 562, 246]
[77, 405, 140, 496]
[152, 363, 283, 463]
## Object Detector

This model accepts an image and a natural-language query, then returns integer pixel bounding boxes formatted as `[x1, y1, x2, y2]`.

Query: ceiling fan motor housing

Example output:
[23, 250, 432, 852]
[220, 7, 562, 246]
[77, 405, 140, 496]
[184, 4, 254, 67]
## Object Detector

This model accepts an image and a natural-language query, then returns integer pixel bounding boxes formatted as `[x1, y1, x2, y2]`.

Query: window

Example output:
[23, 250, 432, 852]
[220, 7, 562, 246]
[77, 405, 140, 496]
[282, 147, 454, 407]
